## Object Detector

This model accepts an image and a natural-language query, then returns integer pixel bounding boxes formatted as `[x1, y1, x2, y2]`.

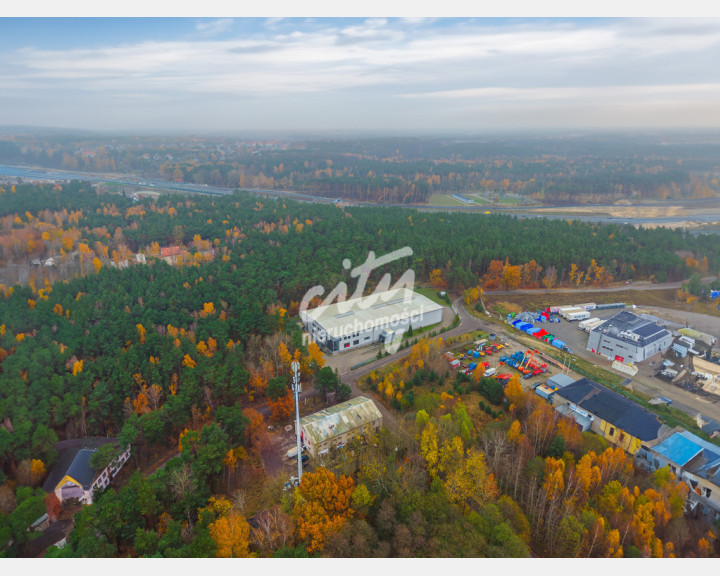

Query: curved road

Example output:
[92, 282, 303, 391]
[339, 297, 485, 430]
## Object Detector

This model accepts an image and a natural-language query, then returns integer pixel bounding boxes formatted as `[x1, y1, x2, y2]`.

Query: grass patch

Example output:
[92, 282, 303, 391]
[491, 301, 523, 317]
[415, 286, 452, 306]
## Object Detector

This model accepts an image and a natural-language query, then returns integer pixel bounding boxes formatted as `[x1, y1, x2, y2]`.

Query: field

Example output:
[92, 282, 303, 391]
[426, 193, 474, 206]
[414, 286, 452, 306]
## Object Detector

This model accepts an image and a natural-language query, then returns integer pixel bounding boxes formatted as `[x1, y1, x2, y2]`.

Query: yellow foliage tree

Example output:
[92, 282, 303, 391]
[420, 421, 440, 478]
[307, 341, 325, 368]
[136, 323, 146, 345]
[209, 511, 252, 558]
[30, 459, 47, 485]
[72, 359, 84, 375]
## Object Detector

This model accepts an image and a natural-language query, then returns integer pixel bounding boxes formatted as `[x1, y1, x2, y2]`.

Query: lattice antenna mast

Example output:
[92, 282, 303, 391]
[291, 361, 303, 483]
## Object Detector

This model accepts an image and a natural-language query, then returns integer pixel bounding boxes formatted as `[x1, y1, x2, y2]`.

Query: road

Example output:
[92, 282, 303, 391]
[333, 291, 720, 433]
[484, 276, 716, 296]
[337, 297, 485, 430]
[4, 163, 720, 227]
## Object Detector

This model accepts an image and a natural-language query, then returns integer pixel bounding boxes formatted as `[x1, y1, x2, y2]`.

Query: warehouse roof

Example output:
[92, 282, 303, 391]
[590, 311, 670, 347]
[300, 288, 443, 337]
[653, 432, 704, 466]
[301, 396, 382, 446]
[547, 373, 576, 389]
[554, 377, 663, 441]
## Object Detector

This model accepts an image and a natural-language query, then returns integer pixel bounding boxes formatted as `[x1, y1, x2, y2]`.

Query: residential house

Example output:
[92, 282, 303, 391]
[42, 438, 131, 505]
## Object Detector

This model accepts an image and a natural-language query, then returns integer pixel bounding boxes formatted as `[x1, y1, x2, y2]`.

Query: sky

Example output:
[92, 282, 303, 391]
[1, 15, 720, 134]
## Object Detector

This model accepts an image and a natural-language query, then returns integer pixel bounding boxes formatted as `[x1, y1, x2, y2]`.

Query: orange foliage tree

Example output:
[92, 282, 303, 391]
[293, 467, 355, 553]
[209, 511, 252, 558]
[268, 391, 294, 422]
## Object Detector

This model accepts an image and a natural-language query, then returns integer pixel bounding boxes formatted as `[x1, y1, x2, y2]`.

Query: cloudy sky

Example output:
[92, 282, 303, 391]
[1, 17, 720, 134]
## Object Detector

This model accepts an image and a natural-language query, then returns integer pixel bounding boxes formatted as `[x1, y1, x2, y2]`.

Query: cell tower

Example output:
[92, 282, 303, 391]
[291, 360, 303, 483]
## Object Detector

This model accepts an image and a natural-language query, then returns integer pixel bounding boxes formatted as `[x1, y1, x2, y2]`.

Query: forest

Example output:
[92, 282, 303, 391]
[2, 132, 720, 204]
[0, 182, 719, 557]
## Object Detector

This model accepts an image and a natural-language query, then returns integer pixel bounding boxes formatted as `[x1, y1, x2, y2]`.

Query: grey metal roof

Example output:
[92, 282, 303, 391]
[590, 311, 670, 347]
[547, 373, 576, 389]
[554, 377, 662, 441]
[555, 403, 593, 430]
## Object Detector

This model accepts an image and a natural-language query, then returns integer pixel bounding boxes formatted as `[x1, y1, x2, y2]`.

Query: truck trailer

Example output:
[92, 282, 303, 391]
[566, 310, 591, 321]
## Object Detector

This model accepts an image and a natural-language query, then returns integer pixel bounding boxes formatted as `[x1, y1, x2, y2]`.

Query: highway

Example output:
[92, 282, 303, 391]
[3, 164, 720, 228]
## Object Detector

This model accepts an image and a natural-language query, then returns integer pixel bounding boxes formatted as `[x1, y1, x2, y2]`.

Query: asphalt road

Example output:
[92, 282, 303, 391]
[338, 297, 486, 430]
[484, 276, 716, 296]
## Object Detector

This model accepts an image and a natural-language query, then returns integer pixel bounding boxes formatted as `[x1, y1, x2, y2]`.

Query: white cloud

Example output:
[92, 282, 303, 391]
[2, 18, 720, 130]
[194, 18, 234, 36]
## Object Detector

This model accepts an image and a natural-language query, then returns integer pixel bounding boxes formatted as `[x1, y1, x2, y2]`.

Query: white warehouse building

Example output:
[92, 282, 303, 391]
[300, 287, 444, 353]
[587, 310, 672, 364]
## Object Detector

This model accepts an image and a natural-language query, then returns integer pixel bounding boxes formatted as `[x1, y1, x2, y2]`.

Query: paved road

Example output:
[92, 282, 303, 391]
[337, 297, 486, 430]
[484, 276, 716, 296]
[336, 291, 720, 433]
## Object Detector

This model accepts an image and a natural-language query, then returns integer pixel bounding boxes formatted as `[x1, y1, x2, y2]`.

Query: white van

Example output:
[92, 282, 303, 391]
[287, 446, 304, 459]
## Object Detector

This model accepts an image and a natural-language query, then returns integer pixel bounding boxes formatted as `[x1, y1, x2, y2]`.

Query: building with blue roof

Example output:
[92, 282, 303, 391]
[637, 430, 720, 519]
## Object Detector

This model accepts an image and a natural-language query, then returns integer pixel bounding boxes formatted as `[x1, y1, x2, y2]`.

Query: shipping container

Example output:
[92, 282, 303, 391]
[578, 317, 600, 330]
[574, 302, 597, 311]
[595, 302, 626, 310]
[566, 310, 591, 321]
[552, 339, 566, 350]
[559, 306, 584, 319]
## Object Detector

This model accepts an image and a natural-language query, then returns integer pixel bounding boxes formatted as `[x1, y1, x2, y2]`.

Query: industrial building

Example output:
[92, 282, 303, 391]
[636, 430, 720, 519]
[586, 310, 672, 364]
[552, 377, 667, 453]
[300, 287, 444, 353]
[299, 396, 382, 457]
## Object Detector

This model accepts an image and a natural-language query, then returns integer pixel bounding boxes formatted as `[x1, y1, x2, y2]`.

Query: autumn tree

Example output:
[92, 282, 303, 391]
[502, 259, 522, 290]
[294, 466, 355, 553]
[430, 268, 445, 289]
[209, 510, 252, 557]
